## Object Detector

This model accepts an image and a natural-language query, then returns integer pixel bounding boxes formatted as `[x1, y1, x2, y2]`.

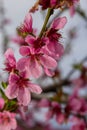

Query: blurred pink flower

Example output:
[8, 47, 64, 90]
[38, 99, 51, 107]
[39, 99, 65, 124]
[0, 111, 17, 130]
[71, 118, 86, 130]
[66, 95, 87, 115]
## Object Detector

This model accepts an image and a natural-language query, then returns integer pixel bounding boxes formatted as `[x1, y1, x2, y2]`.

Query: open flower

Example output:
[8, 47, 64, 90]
[17, 35, 57, 78]
[5, 71, 42, 106]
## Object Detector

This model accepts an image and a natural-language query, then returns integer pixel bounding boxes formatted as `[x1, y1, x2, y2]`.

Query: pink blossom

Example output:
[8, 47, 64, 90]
[66, 95, 87, 115]
[51, 102, 65, 124]
[45, 17, 67, 60]
[72, 77, 87, 89]
[5, 71, 42, 106]
[18, 13, 33, 35]
[51, 17, 67, 30]
[0, 111, 17, 130]
[38, 99, 51, 107]
[56, 113, 65, 124]
[18, 36, 57, 78]
[4, 48, 16, 72]
[4, 48, 42, 106]
[39, 99, 65, 124]
[17, 17, 67, 78]
[71, 118, 86, 130]
[0, 98, 5, 110]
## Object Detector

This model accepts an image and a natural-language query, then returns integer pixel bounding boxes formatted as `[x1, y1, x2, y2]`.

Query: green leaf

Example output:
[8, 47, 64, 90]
[1, 82, 8, 89]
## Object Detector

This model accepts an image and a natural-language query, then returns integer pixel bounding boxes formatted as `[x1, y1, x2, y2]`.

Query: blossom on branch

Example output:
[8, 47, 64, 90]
[17, 15, 67, 78]
[4, 48, 42, 106]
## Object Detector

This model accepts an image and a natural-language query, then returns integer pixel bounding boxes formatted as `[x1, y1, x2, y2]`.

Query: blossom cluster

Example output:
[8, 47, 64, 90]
[4, 48, 42, 106]
[3, 12, 67, 108]
[17, 14, 67, 78]
[6, 12, 67, 109]
[38, 96, 87, 130]
[0, 0, 83, 130]
[1, 5, 67, 130]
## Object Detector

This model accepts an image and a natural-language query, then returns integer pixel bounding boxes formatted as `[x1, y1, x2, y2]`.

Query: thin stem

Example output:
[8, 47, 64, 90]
[39, 8, 53, 38]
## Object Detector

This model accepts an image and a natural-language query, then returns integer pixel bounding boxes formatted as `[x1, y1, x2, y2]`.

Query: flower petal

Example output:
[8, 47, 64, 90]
[19, 46, 30, 56]
[17, 58, 28, 71]
[25, 35, 35, 45]
[44, 68, 55, 77]
[28, 57, 42, 78]
[9, 73, 19, 84]
[40, 55, 57, 69]
[4, 48, 15, 60]
[28, 83, 42, 94]
[38, 99, 51, 107]
[51, 17, 67, 30]
[4, 48, 16, 69]
[5, 84, 18, 99]
[24, 13, 33, 32]
[47, 42, 64, 59]
[18, 87, 31, 106]
[10, 118, 17, 129]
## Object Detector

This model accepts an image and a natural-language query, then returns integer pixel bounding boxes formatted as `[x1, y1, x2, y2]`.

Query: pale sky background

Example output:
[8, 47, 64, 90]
[0, 0, 87, 78]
